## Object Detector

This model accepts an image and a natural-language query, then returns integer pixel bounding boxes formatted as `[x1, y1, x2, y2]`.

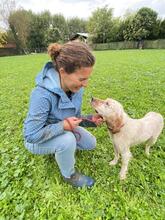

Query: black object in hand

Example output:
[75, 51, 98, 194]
[79, 118, 97, 127]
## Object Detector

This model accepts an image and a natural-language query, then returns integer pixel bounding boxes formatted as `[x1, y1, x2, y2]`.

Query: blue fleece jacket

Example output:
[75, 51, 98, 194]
[23, 62, 83, 144]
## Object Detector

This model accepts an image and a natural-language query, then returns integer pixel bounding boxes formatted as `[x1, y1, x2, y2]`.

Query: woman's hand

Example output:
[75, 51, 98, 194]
[92, 114, 104, 126]
[63, 117, 82, 131]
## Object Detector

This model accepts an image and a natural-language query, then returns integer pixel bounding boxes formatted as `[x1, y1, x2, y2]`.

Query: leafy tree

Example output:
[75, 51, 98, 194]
[28, 12, 69, 51]
[45, 26, 61, 44]
[67, 17, 87, 39]
[88, 6, 114, 43]
[27, 11, 51, 51]
[159, 19, 165, 39]
[50, 14, 68, 42]
[111, 18, 124, 42]
[0, 30, 7, 46]
[123, 7, 159, 41]
[123, 13, 136, 41]
[8, 9, 32, 52]
[6, 29, 15, 42]
[137, 7, 159, 39]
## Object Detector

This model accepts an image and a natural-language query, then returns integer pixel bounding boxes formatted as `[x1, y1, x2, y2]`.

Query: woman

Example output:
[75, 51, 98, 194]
[23, 41, 103, 188]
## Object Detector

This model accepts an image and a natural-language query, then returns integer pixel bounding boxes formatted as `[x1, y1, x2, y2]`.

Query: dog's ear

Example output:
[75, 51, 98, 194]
[111, 114, 124, 133]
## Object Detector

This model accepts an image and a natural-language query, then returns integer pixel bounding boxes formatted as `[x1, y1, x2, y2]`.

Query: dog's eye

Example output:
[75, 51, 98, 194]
[105, 102, 109, 106]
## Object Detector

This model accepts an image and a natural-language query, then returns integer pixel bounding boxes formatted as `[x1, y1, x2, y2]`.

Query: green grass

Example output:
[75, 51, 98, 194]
[0, 50, 165, 219]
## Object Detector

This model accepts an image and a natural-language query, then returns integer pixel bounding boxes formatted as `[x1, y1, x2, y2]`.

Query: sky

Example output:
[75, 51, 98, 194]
[18, 0, 165, 19]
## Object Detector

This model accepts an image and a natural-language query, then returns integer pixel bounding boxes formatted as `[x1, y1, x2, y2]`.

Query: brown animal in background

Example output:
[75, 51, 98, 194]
[91, 97, 164, 180]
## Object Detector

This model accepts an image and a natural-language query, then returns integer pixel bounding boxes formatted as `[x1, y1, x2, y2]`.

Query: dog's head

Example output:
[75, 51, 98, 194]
[91, 97, 124, 133]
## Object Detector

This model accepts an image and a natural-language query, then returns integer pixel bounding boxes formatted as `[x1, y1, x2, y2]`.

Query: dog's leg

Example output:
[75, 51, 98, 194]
[145, 137, 156, 156]
[119, 151, 132, 180]
[109, 144, 119, 166]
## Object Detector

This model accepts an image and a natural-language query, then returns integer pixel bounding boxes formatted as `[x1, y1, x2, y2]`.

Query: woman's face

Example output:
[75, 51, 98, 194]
[59, 67, 93, 93]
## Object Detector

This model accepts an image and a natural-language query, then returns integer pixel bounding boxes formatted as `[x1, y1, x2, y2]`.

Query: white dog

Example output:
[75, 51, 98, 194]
[91, 97, 164, 180]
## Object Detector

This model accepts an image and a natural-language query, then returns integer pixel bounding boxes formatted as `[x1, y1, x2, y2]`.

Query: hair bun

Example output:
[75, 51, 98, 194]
[47, 43, 62, 60]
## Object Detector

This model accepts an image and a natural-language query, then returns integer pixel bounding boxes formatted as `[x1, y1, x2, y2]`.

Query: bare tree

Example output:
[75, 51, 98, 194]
[0, 0, 16, 30]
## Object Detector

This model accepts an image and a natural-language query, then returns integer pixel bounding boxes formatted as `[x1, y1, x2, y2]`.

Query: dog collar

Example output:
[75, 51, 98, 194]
[107, 123, 124, 134]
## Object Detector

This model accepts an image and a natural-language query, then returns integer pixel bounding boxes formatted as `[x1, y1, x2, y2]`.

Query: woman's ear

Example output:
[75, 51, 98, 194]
[59, 68, 65, 76]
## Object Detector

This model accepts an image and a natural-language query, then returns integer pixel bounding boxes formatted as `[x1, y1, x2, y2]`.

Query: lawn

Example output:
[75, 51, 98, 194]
[0, 50, 165, 219]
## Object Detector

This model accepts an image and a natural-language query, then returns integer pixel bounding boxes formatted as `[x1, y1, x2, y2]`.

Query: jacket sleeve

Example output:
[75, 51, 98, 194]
[24, 89, 64, 144]
[75, 88, 83, 118]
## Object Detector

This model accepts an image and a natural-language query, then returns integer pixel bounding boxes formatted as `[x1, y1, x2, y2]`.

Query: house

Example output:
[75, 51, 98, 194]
[0, 42, 17, 56]
[3, 43, 17, 48]
[70, 33, 88, 43]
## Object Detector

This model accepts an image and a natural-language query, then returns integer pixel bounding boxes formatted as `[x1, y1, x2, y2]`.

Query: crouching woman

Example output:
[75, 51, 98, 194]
[23, 41, 103, 188]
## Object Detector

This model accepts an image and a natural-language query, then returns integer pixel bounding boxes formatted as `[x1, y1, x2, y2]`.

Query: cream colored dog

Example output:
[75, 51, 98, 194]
[91, 97, 164, 180]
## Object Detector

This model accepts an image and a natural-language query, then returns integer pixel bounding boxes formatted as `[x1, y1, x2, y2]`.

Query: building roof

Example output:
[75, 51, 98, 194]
[3, 43, 16, 48]
[70, 33, 88, 41]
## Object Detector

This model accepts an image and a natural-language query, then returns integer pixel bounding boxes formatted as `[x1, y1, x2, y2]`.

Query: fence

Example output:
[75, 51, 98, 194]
[0, 47, 18, 57]
[0, 39, 165, 56]
[92, 39, 165, 50]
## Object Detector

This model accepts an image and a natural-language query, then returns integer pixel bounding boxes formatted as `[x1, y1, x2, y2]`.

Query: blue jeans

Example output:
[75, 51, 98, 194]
[25, 126, 96, 178]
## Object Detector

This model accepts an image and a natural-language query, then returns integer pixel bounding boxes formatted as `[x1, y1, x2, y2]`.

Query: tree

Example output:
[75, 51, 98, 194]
[0, 30, 7, 46]
[67, 17, 87, 39]
[159, 19, 165, 39]
[50, 14, 68, 42]
[111, 18, 124, 42]
[137, 7, 159, 39]
[27, 11, 51, 51]
[123, 13, 136, 41]
[88, 6, 114, 43]
[123, 7, 159, 41]
[45, 26, 61, 44]
[8, 9, 32, 52]
[0, 0, 16, 29]
[6, 29, 15, 43]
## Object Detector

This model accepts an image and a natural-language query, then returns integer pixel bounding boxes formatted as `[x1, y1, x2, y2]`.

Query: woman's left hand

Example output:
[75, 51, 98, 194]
[92, 114, 104, 126]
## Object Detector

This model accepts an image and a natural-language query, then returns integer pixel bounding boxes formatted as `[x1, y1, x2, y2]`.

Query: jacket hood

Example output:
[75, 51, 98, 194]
[35, 62, 63, 95]
[35, 62, 83, 103]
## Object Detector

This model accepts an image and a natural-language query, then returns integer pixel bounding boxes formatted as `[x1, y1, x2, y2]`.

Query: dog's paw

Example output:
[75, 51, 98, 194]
[145, 150, 150, 157]
[109, 160, 118, 166]
[119, 172, 126, 180]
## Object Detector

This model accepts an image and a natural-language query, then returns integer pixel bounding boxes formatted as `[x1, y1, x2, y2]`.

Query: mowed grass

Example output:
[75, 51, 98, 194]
[0, 50, 165, 219]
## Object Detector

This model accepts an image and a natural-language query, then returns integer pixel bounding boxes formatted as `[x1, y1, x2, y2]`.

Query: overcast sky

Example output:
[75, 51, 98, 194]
[18, 0, 165, 19]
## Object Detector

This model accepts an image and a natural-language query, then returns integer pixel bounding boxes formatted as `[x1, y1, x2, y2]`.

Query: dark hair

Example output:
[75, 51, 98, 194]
[47, 41, 95, 74]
